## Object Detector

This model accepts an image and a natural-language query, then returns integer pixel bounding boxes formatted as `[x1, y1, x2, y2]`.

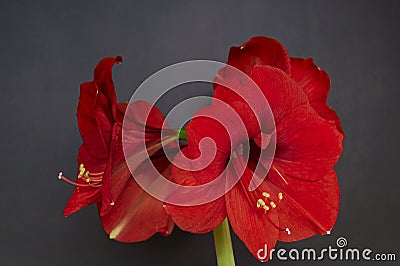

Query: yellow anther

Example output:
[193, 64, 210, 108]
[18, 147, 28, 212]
[78, 164, 86, 179]
[262, 192, 270, 198]
[270, 201, 277, 208]
[257, 199, 266, 208]
[263, 205, 270, 212]
[85, 178, 91, 183]
[278, 192, 283, 201]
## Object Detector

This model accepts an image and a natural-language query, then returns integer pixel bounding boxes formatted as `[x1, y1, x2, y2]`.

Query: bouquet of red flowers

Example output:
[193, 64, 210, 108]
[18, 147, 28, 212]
[59, 36, 343, 264]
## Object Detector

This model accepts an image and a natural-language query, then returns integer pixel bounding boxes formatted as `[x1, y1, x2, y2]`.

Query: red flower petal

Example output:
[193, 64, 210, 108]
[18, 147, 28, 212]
[93, 56, 122, 119]
[226, 36, 291, 75]
[64, 188, 100, 217]
[94, 91, 114, 154]
[212, 80, 260, 133]
[166, 198, 226, 234]
[76, 56, 122, 159]
[99, 124, 122, 215]
[123, 100, 167, 130]
[116, 102, 128, 123]
[274, 106, 343, 181]
[249, 65, 309, 123]
[165, 148, 227, 233]
[311, 103, 344, 135]
[290, 58, 344, 135]
[100, 179, 173, 242]
[77, 82, 110, 159]
[64, 145, 105, 216]
[100, 155, 174, 241]
[101, 101, 176, 215]
[271, 170, 340, 242]
[215, 65, 307, 138]
[225, 167, 279, 261]
[290, 57, 330, 104]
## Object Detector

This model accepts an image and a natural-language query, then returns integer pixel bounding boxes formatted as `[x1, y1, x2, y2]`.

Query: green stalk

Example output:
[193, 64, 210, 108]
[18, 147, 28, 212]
[213, 218, 236, 266]
[178, 129, 188, 140]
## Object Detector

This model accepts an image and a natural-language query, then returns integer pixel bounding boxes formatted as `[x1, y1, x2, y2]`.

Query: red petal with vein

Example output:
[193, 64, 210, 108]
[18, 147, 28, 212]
[76, 57, 121, 159]
[311, 103, 344, 135]
[184, 107, 232, 184]
[99, 124, 121, 215]
[94, 91, 114, 153]
[64, 146, 105, 216]
[213, 69, 274, 135]
[99, 175, 170, 242]
[121, 101, 176, 176]
[116, 102, 128, 123]
[269, 170, 339, 242]
[226, 36, 291, 75]
[100, 155, 173, 242]
[290, 57, 330, 103]
[274, 106, 343, 180]
[93, 56, 122, 119]
[214, 65, 309, 127]
[64, 188, 100, 217]
[101, 101, 176, 215]
[290, 58, 344, 135]
[77, 82, 110, 159]
[165, 147, 227, 233]
[225, 168, 279, 261]
[249, 66, 308, 123]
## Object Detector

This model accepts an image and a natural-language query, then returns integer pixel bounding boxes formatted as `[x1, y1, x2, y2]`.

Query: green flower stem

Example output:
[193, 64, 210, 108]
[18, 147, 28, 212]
[178, 129, 188, 141]
[213, 218, 236, 266]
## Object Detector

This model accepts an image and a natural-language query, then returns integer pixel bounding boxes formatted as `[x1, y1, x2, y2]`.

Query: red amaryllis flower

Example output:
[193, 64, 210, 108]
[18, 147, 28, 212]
[166, 37, 343, 260]
[60, 57, 174, 241]
[60, 56, 124, 216]
[216, 36, 343, 135]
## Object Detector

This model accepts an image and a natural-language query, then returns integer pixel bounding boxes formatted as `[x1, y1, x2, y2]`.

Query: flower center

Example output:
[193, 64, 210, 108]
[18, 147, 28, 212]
[231, 148, 291, 235]
[255, 190, 291, 235]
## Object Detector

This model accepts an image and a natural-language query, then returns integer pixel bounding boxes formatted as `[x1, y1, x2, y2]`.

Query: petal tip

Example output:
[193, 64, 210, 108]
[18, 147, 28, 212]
[115, 56, 123, 64]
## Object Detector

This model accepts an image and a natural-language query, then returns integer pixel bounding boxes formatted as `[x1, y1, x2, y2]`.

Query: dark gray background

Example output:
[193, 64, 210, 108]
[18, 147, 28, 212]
[1, 0, 399, 265]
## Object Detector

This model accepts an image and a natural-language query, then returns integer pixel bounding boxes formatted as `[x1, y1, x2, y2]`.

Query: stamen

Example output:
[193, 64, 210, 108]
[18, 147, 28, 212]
[257, 191, 282, 211]
[57, 164, 103, 188]
[256, 199, 270, 212]
[58, 172, 91, 187]
[78, 164, 86, 178]
[230, 148, 291, 236]
[256, 191, 290, 234]
[257, 199, 265, 208]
